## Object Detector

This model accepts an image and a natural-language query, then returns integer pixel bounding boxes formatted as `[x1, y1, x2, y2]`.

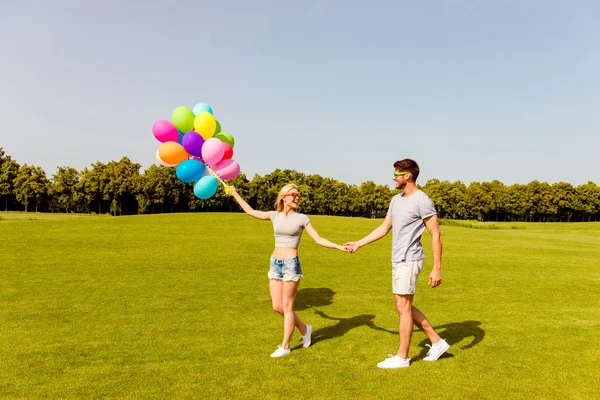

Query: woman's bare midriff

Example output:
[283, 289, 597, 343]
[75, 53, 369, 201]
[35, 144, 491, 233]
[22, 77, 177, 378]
[272, 247, 298, 260]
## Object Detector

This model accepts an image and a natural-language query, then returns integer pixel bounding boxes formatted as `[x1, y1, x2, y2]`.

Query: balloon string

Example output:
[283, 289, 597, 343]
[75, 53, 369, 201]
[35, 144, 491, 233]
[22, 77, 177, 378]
[206, 165, 232, 195]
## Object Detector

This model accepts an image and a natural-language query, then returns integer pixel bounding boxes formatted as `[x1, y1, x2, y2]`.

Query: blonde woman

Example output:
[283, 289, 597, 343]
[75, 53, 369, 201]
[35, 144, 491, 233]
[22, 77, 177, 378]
[230, 183, 348, 357]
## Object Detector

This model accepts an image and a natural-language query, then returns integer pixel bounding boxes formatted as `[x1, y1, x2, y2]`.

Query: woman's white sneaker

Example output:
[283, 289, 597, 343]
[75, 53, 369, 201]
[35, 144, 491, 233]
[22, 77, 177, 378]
[270, 346, 291, 358]
[377, 355, 410, 369]
[302, 325, 312, 348]
[423, 339, 450, 361]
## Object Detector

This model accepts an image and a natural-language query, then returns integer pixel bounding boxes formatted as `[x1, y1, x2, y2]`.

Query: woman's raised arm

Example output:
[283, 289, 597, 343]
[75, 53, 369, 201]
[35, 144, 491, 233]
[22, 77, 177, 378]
[230, 187, 271, 220]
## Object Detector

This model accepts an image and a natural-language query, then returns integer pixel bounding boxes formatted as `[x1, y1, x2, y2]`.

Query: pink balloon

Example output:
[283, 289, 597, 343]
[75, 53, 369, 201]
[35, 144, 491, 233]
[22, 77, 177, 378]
[152, 120, 179, 143]
[214, 159, 240, 180]
[201, 138, 225, 166]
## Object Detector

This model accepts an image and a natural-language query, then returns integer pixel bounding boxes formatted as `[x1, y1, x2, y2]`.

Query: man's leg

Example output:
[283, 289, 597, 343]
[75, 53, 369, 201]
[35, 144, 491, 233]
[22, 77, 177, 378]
[394, 294, 414, 359]
[411, 305, 441, 344]
[412, 305, 450, 361]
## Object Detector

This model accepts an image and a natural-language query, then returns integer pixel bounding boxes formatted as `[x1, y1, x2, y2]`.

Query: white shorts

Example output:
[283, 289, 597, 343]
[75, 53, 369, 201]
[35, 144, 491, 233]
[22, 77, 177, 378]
[392, 259, 424, 295]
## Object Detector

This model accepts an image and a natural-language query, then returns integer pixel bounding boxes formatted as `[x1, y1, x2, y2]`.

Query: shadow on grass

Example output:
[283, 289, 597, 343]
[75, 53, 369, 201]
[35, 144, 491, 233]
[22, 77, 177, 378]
[294, 287, 485, 356]
[293, 288, 398, 348]
[295, 287, 336, 311]
[412, 320, 485, 361]
[305, 309, 398, 347]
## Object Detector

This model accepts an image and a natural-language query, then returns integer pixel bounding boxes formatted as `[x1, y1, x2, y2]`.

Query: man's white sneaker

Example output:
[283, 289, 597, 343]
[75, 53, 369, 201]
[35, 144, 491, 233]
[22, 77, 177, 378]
[270, 346, 291, 358]
[423, 339, 450, 361]
[302, 325, 313, 348]
[377, 354, 410, 369]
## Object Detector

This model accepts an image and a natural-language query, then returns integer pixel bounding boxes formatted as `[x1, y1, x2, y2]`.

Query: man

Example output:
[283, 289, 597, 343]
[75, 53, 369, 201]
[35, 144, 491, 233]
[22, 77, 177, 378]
[345, 159, 449, 368]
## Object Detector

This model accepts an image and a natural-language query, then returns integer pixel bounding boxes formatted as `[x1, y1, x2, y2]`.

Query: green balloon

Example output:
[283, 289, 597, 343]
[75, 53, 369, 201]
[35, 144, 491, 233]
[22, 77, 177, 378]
[214, 120, 222, 135]
[171, 106, 195, 133]
[214, 132, 235, 147]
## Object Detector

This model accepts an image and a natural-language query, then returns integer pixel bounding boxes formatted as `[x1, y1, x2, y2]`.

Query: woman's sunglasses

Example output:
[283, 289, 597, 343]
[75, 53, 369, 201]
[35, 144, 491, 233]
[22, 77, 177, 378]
[284, 193, 301, 199]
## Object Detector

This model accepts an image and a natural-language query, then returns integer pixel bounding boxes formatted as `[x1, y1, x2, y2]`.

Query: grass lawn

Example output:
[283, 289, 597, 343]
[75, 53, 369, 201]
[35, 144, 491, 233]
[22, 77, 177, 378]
[1, 212, 599, 399]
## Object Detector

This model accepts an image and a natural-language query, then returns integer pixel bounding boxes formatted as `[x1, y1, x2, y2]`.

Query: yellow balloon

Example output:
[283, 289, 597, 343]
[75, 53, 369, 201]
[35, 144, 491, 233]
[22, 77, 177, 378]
[194, 111, 217, 140]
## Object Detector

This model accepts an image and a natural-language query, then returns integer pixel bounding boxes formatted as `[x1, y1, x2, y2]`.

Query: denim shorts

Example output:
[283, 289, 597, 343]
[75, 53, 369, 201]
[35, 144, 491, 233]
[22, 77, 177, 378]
[392, 259, 424, 295]
[268, 255, 303, 282]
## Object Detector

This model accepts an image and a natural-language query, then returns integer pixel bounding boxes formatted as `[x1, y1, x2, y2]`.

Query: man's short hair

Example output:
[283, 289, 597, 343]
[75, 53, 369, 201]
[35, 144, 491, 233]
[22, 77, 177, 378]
[393, 159, 420, 181]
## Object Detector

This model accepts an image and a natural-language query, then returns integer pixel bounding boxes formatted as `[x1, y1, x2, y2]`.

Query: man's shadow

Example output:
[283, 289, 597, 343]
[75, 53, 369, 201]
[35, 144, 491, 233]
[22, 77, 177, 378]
[412, 320, 485, 361]
[295, 289, 485, 356]
[293, 288, 396, 348]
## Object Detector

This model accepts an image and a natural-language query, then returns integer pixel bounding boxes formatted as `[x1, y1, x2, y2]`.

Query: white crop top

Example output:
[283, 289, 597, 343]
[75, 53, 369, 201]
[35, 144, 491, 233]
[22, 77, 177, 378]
[269, 211, 311, 248]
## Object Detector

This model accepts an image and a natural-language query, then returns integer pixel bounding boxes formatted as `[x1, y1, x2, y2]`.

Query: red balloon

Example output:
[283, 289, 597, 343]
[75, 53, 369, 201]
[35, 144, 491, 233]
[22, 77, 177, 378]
[222, 143, 234, 160]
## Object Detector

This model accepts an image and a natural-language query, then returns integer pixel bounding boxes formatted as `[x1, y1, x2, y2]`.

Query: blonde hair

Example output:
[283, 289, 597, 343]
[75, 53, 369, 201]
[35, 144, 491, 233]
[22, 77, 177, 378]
[274, 184, 299, 212]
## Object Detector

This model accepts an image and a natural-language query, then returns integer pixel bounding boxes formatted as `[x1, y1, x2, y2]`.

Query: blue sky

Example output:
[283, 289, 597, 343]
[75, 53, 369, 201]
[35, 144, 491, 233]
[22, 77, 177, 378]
[1, 0, 599, 188]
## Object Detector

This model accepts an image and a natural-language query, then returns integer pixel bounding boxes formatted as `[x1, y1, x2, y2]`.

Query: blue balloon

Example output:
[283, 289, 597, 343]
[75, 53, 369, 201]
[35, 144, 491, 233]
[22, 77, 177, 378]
[176, 160, 206, 183]
[177, 130, 185, 145]
[194, 175, 218, 199]
[192, 103, 213, 116]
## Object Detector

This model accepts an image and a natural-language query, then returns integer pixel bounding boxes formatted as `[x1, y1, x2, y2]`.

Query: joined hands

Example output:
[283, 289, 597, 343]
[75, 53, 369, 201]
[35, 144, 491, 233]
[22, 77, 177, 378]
[342, 242, 359, 253]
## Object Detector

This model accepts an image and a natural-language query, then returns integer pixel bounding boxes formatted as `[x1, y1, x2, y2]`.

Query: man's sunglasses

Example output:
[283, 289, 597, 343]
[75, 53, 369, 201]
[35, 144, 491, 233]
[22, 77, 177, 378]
[393, 171, 410, 178]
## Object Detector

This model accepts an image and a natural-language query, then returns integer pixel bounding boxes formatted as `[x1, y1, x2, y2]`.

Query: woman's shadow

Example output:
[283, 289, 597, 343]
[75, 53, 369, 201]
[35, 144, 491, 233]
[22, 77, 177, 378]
[293, 288, 396, 348]
[294, 287, 336, 311]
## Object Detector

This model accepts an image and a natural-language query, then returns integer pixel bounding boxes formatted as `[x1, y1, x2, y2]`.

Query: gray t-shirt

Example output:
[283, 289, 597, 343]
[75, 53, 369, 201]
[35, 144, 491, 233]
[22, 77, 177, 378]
[387, 190, 437, 262]
[269, 211, 311, 248]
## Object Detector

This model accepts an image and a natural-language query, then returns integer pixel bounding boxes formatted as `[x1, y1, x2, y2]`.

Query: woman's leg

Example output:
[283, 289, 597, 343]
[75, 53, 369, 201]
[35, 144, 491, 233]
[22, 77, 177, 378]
[269, 279, 284, 314]
[269, 279, 307, 336]
[280, 280, 302, 349]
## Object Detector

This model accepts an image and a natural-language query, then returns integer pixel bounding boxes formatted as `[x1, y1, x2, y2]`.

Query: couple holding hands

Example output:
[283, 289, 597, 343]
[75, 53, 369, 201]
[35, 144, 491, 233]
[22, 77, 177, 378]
[229, 159, 449, 368]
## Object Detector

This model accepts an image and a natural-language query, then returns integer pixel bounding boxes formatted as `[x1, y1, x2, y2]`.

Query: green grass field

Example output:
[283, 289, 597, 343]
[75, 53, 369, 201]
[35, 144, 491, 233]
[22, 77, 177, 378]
[1, 212, 599, 399]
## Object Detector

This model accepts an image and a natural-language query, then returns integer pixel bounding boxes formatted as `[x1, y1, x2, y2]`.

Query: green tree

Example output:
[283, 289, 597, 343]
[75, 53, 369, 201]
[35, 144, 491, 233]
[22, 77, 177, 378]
[504, 184, 528, 222]
[50, 166, 80, 213]
[102, 157, 142, 216]
[78, 162, 109, 214]
[358, 181, 378, 218]
[141, 165, 186, 213]
[13, 164, 50, 212]
[142, 165, 169, 213]
[551, 182, 578, 222]
[575, 182, 600, 222]
[132, 173, 150, 214]
[0, 148, 20, 211]
[481, 181, 507, 221]
[422, 179, 467, 219]
[465, 182, 491, 221]
[524, 181, 554, 222]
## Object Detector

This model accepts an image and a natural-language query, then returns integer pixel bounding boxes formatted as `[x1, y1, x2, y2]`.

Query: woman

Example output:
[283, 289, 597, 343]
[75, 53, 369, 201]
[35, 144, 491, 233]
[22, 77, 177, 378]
[230, 183, 348, 357]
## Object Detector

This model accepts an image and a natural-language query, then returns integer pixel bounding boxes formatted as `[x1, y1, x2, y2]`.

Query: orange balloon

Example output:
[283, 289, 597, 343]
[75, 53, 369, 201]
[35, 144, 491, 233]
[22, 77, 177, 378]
[158, 142, 189, 165]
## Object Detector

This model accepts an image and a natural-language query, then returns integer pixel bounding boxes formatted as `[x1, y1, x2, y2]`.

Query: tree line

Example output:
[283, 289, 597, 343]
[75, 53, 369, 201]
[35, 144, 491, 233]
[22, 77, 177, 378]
[1, 148, 599, 222]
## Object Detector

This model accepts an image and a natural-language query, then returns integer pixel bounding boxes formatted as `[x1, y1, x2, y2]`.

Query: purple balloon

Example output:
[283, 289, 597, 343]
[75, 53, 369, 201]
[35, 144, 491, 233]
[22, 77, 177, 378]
[152, 120, 179, 143]
[182, 131, 205, 157]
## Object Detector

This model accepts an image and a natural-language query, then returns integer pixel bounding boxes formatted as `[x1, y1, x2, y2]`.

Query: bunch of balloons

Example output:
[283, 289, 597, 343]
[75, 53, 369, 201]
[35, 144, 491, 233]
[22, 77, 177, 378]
[152, 103, 240, 199]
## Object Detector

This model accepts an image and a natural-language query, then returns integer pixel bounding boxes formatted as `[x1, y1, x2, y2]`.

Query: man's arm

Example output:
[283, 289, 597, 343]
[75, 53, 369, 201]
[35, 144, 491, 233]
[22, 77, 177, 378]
[424, 214, 442, 287]
[345, 215, 392, 252]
